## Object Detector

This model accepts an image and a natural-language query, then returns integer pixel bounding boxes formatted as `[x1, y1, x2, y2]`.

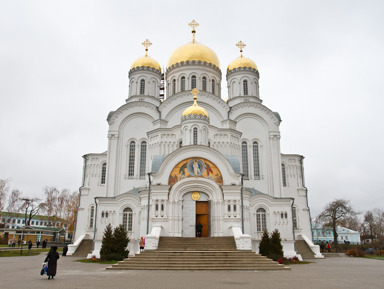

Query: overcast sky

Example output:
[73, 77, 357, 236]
[1, 0, 383, 218]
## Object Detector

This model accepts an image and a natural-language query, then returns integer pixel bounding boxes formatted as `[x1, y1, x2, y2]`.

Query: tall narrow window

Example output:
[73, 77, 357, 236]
[256, 208, 266, 232]
[202, 77, 207, 91]
[89, 206, 95, 228]
[282, 164, 287, 187]
[243, 80, 248, 95]
[122, 207, 133, 231]
[181, 77, 185, 91]
[172, 79, 176, 95]
[140, 79, 145, 95]
[139, 141, 147, 178]
[242, 141, 249, 178]
[128, 141, 135, 177]
[292, 207, 297, 229]
[191, 75, 197, 89]
[101, 163, 107, 184]
[179, 140, 182, 148]
[193, 128, 198, 145]
[253, 142, 260, 179]
[211, 79, 215, 94]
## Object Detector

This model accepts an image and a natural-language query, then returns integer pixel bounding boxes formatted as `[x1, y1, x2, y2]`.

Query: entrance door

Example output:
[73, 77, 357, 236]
[196, 201, 209, 237]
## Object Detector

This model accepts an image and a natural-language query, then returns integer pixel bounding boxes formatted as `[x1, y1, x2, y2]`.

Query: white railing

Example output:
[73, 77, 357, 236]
[67, 234, 88, 256]
[145, 226, 162, 250]
[299, 234, 324, 258]
[232, 227, 252, 250]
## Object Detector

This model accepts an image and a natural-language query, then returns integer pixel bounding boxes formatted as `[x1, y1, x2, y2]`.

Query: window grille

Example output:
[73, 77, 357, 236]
[123, 208, 133, 231]
[243, 80, 248, 95]
[242, 141, 249, 178]
[128, 141, 135, 177]
[211, 79, 215, 94]
[181, 77, 185, 91]
[282, 164, 287, 187]
[140, 79, 145, 95]
[139, 141, 147, 177]
[253, 142, 260, 179]
[193, 128, 198, 145]
[202, 77, 207, 91]
[101, 163, 107, 184]
[89, 206, 95, 228]
[191, 75, 196, 89]
[172, 79, 176, 95]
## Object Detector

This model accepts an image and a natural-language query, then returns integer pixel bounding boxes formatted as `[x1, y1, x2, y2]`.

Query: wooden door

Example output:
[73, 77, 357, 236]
[196, 201, 209, 237]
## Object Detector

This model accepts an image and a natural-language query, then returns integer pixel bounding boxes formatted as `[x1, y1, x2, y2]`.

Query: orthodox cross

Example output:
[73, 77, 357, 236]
[191, 88, 200, 103]
[188, 20, 199, 43]
[142, 39, 152, 56]
[236, 41, 246, 57]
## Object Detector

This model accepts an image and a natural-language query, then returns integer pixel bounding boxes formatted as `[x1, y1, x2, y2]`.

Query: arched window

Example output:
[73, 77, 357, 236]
[89, 206, 95, 228]
[256, 208, 266, 232]
[179, 140, 182, 148]
[202, 77, 207, 91]
[181, 77, 185, 91]
[253, 142, 260, 179]
[282, 164, 287, 187]
[122, 208, 133, 231]
[211, 79, 215, 94]
[139, 141, 147, 178]
[172, 79, 176, 95]
[193, 128, 198, 145]
[128, 141, 135, 177]
[243, 80, 248, 95]
[101, 163, 107, 184]
[140, 79, 145, 95]
[191, 75, 197, 89]
[242, 141, 249, 178]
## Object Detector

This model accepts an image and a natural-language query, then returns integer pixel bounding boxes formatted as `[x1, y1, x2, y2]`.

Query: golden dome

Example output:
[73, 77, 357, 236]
[182, 88, 209, 118]
[130, 55, 161, 71]
[227, 56, 258, 72]
[168, 41, 220, 68]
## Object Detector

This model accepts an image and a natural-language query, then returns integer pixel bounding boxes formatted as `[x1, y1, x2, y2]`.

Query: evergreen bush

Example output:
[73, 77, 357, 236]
[100, 223, 130, 261]
[259, 230, 270, 256]
[269, 229, 284, 259]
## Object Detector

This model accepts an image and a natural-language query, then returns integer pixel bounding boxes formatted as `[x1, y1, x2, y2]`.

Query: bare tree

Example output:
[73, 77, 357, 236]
[19, 198, 44, 226]
[0, 179, 10, 212]
[6, 189, 22, 213]
[316, 199, 358, 251]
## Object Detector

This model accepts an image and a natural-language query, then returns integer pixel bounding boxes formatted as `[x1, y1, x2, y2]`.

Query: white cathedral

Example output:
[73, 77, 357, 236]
[70, 21, 321, 259]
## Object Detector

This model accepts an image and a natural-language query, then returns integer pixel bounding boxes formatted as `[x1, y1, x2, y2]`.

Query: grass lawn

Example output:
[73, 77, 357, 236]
[76, 259, 119, 264]
[0, 248, 62, 257]
[363, 255, 384, 260]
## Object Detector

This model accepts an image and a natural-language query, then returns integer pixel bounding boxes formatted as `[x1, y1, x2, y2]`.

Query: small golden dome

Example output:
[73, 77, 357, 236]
[130, 55, 161, 71]
[182, 88, 209, 118]
[168, 41, 220, 68]
[227, 56, 258, 72]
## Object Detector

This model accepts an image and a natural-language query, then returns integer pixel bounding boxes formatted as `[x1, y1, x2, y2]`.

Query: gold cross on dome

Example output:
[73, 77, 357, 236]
[142, 39, 152, 56]
[236, 41, 246, 57]
[188, 20, 199, 43]
[191, 88, 200, 97]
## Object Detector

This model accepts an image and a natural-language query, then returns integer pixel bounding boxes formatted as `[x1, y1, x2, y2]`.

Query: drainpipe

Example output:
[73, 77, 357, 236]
[92, 197, 98, 251]
[291, 198, 296, 252]
[146, 172, 152, 235]
[240, 173, 244, 234]
[73, 155, 87, 242]
[300, 156, 313, 241]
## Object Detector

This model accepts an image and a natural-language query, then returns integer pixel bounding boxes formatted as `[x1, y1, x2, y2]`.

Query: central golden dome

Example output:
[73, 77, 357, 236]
[182, 88, 209, 118]
[168, 41, 220, 68]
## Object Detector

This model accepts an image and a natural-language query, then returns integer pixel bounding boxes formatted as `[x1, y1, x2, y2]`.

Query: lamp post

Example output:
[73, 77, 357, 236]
[146, 172, 152, 235]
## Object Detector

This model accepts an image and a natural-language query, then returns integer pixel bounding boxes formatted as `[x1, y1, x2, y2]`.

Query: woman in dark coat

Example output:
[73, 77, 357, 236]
[44, 246, 60, 280]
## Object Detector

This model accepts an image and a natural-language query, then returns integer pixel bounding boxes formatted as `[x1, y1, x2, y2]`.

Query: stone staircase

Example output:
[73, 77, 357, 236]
[71, 239, 93, 257]
[295, 240, 316, 259]
[108, 237, 289, 271]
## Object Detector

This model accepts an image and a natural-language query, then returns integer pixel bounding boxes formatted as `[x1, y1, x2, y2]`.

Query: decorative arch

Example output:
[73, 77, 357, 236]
[169, 177, 223, 202]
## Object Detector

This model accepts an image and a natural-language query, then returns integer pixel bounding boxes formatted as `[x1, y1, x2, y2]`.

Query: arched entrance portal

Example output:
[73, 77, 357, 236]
[182, 192, 210, 237]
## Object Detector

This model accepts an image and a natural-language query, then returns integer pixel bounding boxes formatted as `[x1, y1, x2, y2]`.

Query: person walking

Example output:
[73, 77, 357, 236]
[28, 240, 32, 251]
[326, 242, 331, 252]
[62, 245, 68, 256]
[44, 246, 60, 280]
[196, 222, 203, 237]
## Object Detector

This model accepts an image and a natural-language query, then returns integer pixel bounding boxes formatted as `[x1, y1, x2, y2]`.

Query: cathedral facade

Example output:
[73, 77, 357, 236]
[72, 21, 316, 258]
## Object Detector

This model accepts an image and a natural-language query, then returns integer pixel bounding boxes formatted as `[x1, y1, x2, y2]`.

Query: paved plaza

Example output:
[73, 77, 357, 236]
[0, 253, 383, 289]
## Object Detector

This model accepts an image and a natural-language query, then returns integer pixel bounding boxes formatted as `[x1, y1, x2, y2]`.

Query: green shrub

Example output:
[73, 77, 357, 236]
[259, 230, 270, 256]
[269, 229, 284, 258]
[100, 224, 129, 261]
